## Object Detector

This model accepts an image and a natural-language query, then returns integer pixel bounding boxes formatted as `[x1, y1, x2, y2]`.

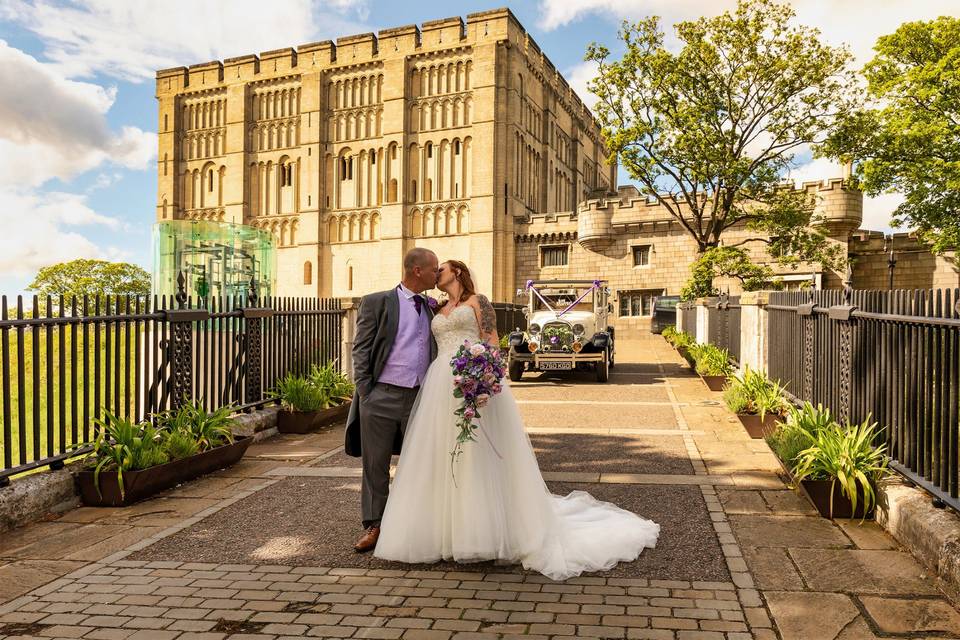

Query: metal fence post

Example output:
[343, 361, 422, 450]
[797, 288, 816, 402]
[242, 279, 273, 405]
[828, 268, 858, 423]
[165, 271, 209, 410]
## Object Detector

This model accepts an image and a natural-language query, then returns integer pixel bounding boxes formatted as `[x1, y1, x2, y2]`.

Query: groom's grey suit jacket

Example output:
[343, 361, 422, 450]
[345, 288, 438, 457]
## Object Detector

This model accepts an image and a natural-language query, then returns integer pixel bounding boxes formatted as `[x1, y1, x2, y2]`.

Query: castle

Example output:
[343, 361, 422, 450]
[155, 8, 958, 331]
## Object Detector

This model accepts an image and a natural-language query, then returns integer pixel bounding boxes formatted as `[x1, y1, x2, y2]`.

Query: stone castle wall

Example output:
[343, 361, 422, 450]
[156, 8, 615, 302]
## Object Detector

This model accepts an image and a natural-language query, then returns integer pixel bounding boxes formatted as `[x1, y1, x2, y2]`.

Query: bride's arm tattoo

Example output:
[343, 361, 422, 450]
[476, 294, 499, 342]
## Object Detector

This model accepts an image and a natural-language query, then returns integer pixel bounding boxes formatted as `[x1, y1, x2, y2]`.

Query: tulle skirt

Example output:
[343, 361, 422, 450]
[374, 352, 660, 580]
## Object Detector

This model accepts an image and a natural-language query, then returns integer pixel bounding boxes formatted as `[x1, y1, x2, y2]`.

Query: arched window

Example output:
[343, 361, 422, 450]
[303, 261, 312, 285]
[426, 142, 433, 158]
[208, 169, 214, 191]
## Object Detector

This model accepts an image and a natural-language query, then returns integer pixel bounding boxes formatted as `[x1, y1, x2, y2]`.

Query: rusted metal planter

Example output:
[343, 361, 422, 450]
[800, 479, 875, 520]
[277, 401, 351, 434]
[737, 413, 782, 439]
[701, 375, 726, 392]
[78, 436, 253, 507]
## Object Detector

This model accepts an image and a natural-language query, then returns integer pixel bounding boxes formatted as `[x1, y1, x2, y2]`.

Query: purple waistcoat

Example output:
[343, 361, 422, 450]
[378, 284, 431, 388]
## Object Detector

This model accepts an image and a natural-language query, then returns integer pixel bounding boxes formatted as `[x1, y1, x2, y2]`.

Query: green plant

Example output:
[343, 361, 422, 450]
[765, 403, 836, 469]
[129, 425, 170, 470]
[662, 325, 678, 343]
[672, 331, 695, 350]
[308, 361, 355, 407]
[723, 383, 752, 414]
[724, 367, 791, 419]
[156, 400, 235, 451]
[163, 430, 200, 460]
[271, 374, 327, 412]
[86, 410, 169, 499]
[692, 344, 734, 377]
[791, 415, 890, 520]
[499, 334, 510, 349]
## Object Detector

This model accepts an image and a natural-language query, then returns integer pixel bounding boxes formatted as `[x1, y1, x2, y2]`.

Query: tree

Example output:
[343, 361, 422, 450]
[586, 0, 855, 269]
[680, 247, 783, 300]
[27, 259, 151, 300]
[820, 17, 960, 254]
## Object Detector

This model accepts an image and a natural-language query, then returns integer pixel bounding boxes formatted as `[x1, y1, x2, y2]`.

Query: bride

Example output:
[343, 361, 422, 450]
[374, 260, 660, 580]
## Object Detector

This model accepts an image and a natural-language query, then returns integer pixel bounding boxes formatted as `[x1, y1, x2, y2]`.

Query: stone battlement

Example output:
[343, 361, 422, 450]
[155, 7, 594, 123]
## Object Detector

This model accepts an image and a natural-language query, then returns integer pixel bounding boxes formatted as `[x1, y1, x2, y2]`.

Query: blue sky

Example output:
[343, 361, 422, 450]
[1, 0, 957, 296]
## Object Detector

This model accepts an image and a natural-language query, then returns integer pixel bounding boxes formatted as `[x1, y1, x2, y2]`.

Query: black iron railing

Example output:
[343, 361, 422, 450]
[0, 277, 344, 483]
[493, 303, 526, 336]
[768, 287, 960, 509]
[708, 294, 741, 364]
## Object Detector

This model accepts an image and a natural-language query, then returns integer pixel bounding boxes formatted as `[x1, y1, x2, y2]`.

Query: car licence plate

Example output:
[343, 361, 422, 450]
[540, 361, 573, 370]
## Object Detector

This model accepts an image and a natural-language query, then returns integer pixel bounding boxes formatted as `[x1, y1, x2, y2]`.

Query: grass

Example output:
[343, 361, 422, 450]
[0, 327, 138, 473]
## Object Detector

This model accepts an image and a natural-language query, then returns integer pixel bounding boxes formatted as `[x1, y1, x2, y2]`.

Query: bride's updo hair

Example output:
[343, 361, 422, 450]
[440, 260, 477, 307]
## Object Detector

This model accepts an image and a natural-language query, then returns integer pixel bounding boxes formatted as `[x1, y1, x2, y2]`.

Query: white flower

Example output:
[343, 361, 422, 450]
[469, 343, 486, 357]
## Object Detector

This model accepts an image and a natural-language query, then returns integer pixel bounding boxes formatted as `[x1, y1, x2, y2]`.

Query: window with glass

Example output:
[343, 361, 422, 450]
[618, 289, 663, 317]
[632, 245, 651, 266]
[540, 245, 568, 267]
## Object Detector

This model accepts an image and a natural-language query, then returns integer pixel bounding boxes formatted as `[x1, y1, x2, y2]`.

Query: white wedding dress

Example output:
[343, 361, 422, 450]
[374, 305, 660, 580]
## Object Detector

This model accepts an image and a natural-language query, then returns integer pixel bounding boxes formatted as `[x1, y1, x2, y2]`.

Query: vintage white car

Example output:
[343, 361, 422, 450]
[507, 279, 615, 382]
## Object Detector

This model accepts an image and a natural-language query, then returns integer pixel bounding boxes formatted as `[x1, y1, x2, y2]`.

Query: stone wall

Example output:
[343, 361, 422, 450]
[156, 8, 614, 302]
[850, 230, 960, 290]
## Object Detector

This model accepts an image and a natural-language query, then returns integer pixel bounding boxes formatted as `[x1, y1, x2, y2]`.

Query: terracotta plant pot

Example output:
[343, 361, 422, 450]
[677, 347, 696, 368]
[277, 401, 351, 434]
[738, 413, 782, 439]
[701, 375, 726, 392]
[77, 436, 253, 507]
[800, 478, 875, 520]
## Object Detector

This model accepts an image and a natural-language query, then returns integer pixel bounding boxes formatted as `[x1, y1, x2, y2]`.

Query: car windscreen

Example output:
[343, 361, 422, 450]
[533, 288, 594, 312]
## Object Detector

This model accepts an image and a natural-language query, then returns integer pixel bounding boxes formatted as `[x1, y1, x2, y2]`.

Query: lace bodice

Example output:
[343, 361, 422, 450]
[432, 305, 481, 354]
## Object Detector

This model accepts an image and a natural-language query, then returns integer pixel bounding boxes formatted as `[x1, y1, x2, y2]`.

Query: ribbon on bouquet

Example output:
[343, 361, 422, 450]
[525, 279, 602, 318]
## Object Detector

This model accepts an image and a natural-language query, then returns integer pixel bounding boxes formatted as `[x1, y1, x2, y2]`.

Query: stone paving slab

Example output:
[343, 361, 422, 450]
[317, 434, 695, 476]
[511, 383, 671, 403]
[517, 403, 679, 430]
[126, 477, 729, 582]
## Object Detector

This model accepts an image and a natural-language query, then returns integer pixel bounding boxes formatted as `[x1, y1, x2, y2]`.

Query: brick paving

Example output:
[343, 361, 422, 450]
[1, 336, 958, 639]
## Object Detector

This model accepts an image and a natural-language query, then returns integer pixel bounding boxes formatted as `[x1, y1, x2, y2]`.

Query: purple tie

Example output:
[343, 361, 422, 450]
[413, 294, 424, 315]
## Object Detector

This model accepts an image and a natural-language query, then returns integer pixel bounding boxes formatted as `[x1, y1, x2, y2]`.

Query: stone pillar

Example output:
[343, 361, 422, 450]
[738, 291, 771, 373]
[695, 298, 710, 345]
[676, 303, 688, 334]
[340, 298, 362, 381]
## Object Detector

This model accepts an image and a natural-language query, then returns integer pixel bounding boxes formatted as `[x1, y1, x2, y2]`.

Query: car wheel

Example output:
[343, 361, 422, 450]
[596, 355, 609, 382]
[509, 359, 524, 382]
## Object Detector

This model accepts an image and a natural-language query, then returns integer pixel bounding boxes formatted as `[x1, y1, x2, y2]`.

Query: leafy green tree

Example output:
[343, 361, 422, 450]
[821, 17, 960, 254]
[586, 0, 855, 269]
[27, 259, 151, 300]
[680, 247, 783, 300]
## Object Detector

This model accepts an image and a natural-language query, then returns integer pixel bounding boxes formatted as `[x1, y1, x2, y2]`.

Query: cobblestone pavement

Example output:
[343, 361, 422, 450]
[1, 336, 958, 639]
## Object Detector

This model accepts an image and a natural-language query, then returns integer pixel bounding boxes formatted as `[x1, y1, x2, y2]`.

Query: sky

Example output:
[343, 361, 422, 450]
[0, 0, 957, 296]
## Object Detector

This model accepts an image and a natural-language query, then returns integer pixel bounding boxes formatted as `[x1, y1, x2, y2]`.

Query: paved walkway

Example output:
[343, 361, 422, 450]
[1, 335, 959, 639]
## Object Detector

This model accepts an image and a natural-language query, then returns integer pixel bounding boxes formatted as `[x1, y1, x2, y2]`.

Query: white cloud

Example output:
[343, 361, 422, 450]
[538, 0, 960, 66]
[861, 192, 906, 233]
[564, 60, 601, 111]
[3, 0, 372, 82]
[0, 40, 156, 187]
[0, 188, 122, 276]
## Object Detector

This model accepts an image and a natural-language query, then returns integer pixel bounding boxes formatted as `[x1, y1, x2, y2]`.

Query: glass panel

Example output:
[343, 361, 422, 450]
[619, 296, 629, 316]
[631, 295, 642, 316]
[152, 220, 276, 304]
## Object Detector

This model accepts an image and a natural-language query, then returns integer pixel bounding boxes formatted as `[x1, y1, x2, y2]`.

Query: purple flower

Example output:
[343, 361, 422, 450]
[427, 296, 438, 309]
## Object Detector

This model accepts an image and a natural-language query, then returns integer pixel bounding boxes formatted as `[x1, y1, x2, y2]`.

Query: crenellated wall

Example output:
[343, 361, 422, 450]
[155, 8, 615, 301]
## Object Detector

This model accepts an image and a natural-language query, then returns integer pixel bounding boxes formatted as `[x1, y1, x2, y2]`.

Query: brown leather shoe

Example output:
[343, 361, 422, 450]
[353, 526, 380, 553]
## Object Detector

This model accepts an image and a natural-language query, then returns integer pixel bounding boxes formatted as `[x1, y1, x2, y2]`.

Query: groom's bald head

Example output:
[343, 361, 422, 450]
[403, 248, 437, 273]
[402, 248, 439, 293]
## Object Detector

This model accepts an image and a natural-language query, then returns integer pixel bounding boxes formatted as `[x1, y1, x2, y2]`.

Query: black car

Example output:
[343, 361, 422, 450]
[650, 295, 680, 334]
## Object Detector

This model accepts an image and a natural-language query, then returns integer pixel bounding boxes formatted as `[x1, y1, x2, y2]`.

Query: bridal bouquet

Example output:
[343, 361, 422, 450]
[449, 341, 507, 475]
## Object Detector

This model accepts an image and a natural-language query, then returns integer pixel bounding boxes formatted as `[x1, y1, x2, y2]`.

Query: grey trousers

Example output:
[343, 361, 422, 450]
[360, 382, 419, 528]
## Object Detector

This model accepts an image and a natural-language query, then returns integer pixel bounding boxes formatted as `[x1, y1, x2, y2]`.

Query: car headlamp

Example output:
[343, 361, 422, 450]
[572, 323, 585, 336]
[529, 323, 541, 334]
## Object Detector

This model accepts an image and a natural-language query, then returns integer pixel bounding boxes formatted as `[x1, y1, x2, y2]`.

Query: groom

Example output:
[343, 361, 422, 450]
[345, 247, 439, 552]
